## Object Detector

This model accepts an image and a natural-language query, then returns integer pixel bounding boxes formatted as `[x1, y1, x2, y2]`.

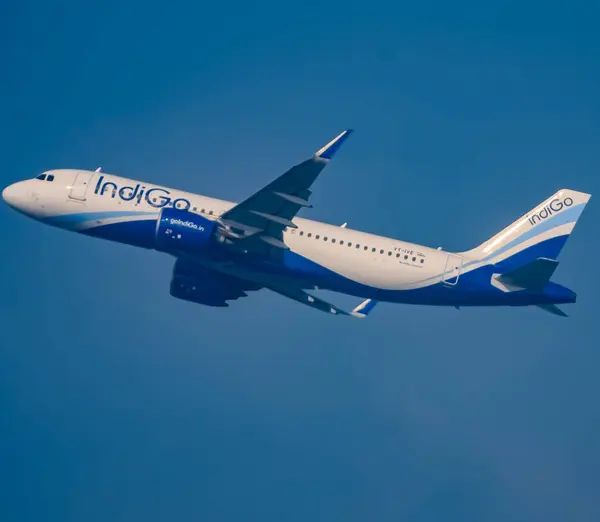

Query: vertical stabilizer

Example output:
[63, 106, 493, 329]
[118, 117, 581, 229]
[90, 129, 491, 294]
[461, 189, 591, 267]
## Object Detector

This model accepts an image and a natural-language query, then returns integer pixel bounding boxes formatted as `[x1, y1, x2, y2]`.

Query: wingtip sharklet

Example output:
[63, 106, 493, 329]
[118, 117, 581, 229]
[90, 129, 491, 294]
[351, 298, 377, 318]
[315, 129, 354, 160]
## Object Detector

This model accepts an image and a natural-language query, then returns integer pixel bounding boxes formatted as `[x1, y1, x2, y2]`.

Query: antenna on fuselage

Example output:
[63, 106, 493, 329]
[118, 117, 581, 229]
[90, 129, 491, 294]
[95, 167, 102, 172]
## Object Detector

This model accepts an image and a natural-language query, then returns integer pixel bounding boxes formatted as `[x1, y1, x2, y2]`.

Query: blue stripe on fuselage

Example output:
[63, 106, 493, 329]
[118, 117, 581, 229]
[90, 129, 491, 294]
[79, 215, 158, 249]
[59, 213, 574, 307]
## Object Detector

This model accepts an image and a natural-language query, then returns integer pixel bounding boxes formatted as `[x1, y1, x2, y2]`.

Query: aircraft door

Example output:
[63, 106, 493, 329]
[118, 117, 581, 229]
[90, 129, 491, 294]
[69, 171, 95, 201]
[442, 253, 463, 285]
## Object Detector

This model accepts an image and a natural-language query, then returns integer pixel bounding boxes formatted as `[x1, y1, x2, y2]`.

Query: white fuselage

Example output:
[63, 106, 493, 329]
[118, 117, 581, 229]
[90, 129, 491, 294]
[3, 168, 585, 311]
[3, 169, 455, 296]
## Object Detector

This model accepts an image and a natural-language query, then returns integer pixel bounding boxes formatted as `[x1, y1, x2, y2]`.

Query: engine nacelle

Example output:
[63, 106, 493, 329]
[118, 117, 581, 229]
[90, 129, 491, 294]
[155, 208, 217, 253]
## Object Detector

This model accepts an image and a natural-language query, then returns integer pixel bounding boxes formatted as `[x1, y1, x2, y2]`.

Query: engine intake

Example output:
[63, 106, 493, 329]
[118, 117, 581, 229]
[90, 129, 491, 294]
[155, 208, 217, 253]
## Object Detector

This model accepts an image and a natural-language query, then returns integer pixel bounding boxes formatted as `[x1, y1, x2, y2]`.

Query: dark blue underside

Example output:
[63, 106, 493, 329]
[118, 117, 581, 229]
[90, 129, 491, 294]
[82, 218, 157, 249]
[81, 218, 576, 307]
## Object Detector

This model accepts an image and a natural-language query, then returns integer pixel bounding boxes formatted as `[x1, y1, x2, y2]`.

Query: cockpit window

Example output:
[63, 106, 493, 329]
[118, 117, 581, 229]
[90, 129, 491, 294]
[35, 173, 55, 182]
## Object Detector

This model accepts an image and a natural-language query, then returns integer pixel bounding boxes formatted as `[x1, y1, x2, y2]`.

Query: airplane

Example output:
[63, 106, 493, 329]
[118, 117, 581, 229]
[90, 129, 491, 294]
[1, 129, 592, 318]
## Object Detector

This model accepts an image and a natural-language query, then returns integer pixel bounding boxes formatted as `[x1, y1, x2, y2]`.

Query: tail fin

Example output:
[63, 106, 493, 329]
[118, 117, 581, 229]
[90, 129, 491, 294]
[461, 189, 591, 267]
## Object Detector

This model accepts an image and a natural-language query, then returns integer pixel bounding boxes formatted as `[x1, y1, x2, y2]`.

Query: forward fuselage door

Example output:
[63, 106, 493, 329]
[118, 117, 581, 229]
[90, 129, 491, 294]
[69, 171, 95, 201]
[442, 253, 463, 285]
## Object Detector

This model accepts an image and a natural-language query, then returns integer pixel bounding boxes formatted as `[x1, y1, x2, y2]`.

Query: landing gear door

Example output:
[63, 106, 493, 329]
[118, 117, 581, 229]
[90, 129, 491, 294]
[69, 171, 95, 201]
[442, 253, 463, 285]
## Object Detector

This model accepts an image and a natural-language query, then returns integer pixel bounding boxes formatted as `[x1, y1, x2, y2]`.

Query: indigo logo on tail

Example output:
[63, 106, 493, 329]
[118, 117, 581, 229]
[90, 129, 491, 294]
[528, 197, 573, 226]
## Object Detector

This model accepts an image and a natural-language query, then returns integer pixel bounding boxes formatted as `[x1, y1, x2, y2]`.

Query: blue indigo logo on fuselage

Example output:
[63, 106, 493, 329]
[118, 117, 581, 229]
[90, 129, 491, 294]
[94, 175, 191, 210]
[528, 197, 573, 226]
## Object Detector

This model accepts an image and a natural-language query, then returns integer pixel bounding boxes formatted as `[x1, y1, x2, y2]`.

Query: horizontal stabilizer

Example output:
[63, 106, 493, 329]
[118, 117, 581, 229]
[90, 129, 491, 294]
[497, 257, 559, 290]
[536, 303, 569, 317]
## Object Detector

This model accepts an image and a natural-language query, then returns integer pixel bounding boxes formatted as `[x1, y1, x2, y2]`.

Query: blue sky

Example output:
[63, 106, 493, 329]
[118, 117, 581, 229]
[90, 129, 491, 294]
[1, 1, 599, 521]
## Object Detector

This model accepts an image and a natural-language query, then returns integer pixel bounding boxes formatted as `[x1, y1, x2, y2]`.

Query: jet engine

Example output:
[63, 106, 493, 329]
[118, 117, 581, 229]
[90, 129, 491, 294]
[155, 208, 217, 254]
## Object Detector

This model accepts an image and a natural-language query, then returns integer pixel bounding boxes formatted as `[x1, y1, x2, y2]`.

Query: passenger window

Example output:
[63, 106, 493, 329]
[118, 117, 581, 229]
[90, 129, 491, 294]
[340, 240, 344, 245]
[388, 252, 392, 256]
[412, 257, 416, 262]
[308, 233, 312, 238]
[331, 238, 336, 243]
[316, 235, 320, 240]
[396, 253, 400, 258]
[380, 249, 384, 254]
[348, 242, 352, 247]
[372, 247, 376, 252]
[420, 259, 425, 264]
[323, 237, 328, 241]
[364, 246, 368, 250]
[356, 244, 360, 249]
[209, 210, 213, 215]
[404, 255, 408, 260]
[299, 231, 304, 236]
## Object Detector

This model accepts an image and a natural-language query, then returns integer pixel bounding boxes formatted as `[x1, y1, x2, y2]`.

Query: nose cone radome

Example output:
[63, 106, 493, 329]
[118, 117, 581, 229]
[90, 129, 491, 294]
[2, 181, 31, 212]
[2, 183, 20, 207]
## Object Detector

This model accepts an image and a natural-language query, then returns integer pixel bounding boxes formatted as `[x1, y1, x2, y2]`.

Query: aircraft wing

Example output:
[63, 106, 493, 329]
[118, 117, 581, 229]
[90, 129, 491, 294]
[216, 129, 353, 253]
[265, 283, 377, 317]
[170, 258, 263, 307]
[170, 257, 375, 317]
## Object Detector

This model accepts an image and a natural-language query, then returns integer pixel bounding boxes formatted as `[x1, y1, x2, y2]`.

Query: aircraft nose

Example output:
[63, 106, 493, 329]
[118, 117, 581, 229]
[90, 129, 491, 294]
[2, 183, 18, 206]
[2, 182, 29, 209]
